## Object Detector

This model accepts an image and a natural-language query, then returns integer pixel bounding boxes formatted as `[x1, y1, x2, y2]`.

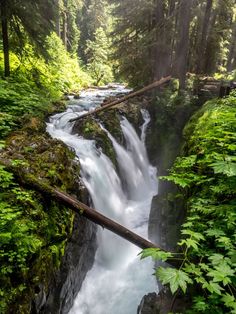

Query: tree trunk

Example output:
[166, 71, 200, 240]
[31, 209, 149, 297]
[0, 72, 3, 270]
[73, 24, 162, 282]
[203, 9, 217, 74]
[196, 0, 213, 74]
[1, 0, 10, 77]
[227, 22, 236, 72]
[154, 0, 171, 80]
[56, 0, 61, 37]
[174, 0, 192, 89]
[0, 157, 181, 267]
[62, 0, 68, 49]
[169, 0, 177, 71]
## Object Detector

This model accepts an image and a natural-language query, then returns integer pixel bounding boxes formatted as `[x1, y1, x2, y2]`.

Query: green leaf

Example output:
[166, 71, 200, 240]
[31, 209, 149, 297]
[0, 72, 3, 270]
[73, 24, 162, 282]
[205, 229, 225, 238]
[222, 293, 236, 310]
[192, 296, 209, 311]
[184, 263, 202, 277]
[156, 267, 193, 294]
[207, 261, 234, 286]
[208, 254, 228, 266]
[202, 281, 223, 295]
[181, 229, 205, 241]
[139, 248, 173, 262]
[178, 238, 199, 250]
[211, 160, 236, 177]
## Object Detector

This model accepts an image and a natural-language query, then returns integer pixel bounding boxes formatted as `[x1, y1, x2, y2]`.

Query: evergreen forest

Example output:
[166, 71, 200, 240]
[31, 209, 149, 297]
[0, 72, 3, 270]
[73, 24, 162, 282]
[0, 0, 236, 313]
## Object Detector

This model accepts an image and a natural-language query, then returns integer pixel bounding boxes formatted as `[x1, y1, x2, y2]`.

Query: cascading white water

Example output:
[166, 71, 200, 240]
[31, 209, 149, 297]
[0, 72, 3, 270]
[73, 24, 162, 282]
[46, 85, 158, 314]
[140, 109, 151, 143]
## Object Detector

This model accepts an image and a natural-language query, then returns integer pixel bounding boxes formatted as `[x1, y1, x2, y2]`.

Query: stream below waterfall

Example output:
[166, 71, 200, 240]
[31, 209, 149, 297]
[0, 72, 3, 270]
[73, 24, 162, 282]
[46, 85, 158, 314]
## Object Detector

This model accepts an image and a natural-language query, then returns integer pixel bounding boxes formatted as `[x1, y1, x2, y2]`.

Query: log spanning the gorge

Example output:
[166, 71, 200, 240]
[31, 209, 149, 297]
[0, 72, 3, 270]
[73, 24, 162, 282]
[0, 158, 181, 266]
[69, 76, 172, 122]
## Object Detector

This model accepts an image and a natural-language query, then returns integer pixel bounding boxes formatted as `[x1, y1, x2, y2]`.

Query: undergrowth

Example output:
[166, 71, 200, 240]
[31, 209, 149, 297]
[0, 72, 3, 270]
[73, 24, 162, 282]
[141, 92, 236, 313]
[0, 33, 91, 140]
[0, 33, 90, 311]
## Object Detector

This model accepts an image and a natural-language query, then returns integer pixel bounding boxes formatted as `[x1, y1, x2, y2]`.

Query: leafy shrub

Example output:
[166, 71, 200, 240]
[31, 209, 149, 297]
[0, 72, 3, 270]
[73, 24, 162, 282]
[0, 163, 73, 312]
[0, 32, 92, 140]
[141, 93, 236, 313]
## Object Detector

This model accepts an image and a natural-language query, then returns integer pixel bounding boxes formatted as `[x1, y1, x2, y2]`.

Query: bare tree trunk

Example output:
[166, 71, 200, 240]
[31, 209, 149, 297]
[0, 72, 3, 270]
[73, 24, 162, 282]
[174, 0, 192, 89]
[154, 0, 171, 80]
[227, 22, 236, 72]
[169, 0, 177, 73]
[168, 0, 176, 16]
[1, 0, 10, 77]
[203, 8, 217, 74]
[56, 0, 61, 37]
[62, 0, 68, 49]
[196, 0, 213, 74]
[0, 157, 182, 268]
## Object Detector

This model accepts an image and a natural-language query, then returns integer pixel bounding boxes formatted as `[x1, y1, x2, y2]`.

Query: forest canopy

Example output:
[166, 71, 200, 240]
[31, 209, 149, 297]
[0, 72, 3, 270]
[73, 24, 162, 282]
[1, 0, 236, 87]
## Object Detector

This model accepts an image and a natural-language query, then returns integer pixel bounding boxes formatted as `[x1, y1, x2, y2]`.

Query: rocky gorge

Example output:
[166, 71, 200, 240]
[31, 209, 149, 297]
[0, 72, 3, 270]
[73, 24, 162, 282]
[1, 86, 201, 314]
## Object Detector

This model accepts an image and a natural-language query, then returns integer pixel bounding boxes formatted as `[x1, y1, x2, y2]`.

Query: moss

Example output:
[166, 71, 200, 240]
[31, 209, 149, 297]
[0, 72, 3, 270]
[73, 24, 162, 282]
[0, 128, 79, 313]
[72, 97, 145, 164]
[73, 116, 118, 165]
[0, 93, 148, 313]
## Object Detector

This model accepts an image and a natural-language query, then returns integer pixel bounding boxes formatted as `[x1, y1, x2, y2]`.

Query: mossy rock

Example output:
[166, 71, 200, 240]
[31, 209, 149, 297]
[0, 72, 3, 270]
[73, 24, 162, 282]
[72, 96, 146, 163]
[0, 129, 80, 313]
[72, 116, 118, 165]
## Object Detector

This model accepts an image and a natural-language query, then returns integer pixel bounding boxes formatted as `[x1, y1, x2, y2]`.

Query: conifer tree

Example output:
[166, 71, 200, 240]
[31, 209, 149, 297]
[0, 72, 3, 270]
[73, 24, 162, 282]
[0, 0, 56, 76]
[77, 0, 110, 63]
[86, 27, 113, 85]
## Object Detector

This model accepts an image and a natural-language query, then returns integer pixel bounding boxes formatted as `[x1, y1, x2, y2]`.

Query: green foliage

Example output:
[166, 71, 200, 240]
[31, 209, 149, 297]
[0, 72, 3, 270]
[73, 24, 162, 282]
[77, 0, 111, 63]
[157, 267, 193, 294]
[45, 33, 92, 93]
[86, 27, 113, 85]
[2, 0, 56, 59]
[0, 32, 91, 140]
[139, 248, 173, 262]
[0, 161, 74, 312]
[142, 94, 236, 313]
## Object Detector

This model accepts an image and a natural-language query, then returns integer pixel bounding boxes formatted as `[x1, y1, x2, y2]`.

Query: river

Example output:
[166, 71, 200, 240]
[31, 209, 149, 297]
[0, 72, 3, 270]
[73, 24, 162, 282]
[46, 85, 158, 314]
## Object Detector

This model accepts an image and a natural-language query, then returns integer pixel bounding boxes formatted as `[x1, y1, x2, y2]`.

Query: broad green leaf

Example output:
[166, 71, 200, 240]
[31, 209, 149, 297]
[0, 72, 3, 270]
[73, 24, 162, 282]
[207, 261, 235, 285]
[139, 248, 173, 262]
[222, 293, 236, 310]
[178, 238, 199, 250]
[202, 281, 223, 295]
[211, 160, 236, 177]
[181, 229, 205, 241]
[205, 229, 225, 238]
[156, 267, 193, 294]
[208, 254, 225, 266]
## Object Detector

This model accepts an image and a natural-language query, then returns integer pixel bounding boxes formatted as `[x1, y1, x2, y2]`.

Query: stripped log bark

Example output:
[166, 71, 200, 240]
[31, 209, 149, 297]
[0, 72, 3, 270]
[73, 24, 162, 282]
[0, 157, 182, 266]
[69, 76, 172, 123]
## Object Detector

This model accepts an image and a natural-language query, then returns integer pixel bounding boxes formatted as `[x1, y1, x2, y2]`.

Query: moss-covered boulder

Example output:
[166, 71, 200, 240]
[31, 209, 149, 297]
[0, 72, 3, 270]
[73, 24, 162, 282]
[0, 122, 83, 313]
[72, 96, 146, 163]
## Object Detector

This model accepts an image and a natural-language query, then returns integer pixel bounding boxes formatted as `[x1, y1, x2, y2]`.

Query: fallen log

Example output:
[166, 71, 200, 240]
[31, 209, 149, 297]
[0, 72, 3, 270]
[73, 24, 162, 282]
[0, 158, 182, 266]
[69, 76, 172, 122]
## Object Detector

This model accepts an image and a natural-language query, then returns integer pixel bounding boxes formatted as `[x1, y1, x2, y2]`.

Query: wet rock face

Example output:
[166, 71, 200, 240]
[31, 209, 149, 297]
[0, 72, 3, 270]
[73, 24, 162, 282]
[141, 93, 200, 314]
[37, 97, 146, 314]
[138, 289, 191, 314]
[137, 293, 160, 314]
[35, 215, 97, 314]
[1, 125, 98, 314]
[146, 95, 200, 250]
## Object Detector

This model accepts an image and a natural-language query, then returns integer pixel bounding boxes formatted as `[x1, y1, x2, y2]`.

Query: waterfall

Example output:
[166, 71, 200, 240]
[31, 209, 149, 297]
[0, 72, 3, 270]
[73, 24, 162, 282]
[140, 109, 151, 143]
[46, 85, 158, 314]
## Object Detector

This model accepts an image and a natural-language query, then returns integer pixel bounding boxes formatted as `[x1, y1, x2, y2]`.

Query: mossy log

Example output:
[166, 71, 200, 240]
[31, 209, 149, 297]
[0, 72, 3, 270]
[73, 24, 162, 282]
[0, 157, 181, 266]
[69, 76, 172, 122]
